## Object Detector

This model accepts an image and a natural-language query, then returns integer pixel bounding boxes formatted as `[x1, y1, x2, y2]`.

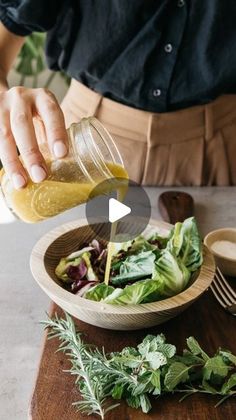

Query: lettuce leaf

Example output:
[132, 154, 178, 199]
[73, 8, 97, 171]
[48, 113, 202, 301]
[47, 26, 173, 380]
[85, 250, 190, 305]
[128, 236, 160, 253]
[111, 251, 156, 286]
[146, 250, 191, 300]
[167, 217, 203, 272]
[103, 278, 159, 305]
[84, 283, 115, 301]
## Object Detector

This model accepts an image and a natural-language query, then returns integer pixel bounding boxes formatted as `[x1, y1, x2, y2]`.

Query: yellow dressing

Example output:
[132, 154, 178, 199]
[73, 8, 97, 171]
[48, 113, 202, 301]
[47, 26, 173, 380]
[1, 161, 128, 285]
[0, 161, 128, 223]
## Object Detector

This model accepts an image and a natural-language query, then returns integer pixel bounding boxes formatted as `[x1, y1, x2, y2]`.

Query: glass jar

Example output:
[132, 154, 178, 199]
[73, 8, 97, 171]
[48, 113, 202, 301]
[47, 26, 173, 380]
[0, 117, 128, 223]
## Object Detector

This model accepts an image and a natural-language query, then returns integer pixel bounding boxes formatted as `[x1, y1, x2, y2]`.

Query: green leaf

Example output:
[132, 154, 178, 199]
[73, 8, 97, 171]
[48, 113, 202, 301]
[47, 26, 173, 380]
[156, 343, 176, 359]
[126, 395, 141, 409]
[219, 350, 236, 366]
[140, 394, 152, 413]
[146, 351, 167, 369]
[164, 362, 190, 391]
[24, 36, 40, 58]
[137, 334, 166, 356]
[111, 345, 141, 368]
[103, 278, 159, 305]
[176, 350, 203, 366]
[84, 283, 114, 301]
[150, 371, 161, 394]
[221, 373, 236, 394]
[111, 250, 156, 286]
[202, 379, 219, 394]
[132, 382, 149, 396]
[203, 356, 229, 380]
[148, 232, 169, 249]
[112, 383, 124, 399]
[55, 257, 81, 282]
[36, 54, 45, 73]
[16, 56, 33, 76]
[167, 217, 203, 272]
[113, 352, 142, 369]
[149, 250, 191, 299]
[186, 337, 209, 361]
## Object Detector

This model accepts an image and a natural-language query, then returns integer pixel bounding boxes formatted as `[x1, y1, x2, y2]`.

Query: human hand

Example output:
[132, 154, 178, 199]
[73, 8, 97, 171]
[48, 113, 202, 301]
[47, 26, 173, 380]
[0, 87, 68, 189]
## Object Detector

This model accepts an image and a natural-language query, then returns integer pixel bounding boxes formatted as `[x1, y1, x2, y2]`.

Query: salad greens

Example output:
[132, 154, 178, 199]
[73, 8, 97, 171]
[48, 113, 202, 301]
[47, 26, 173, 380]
[42, 312, 236, 419]
[167, 217, 203, 272]
[55, 217, 203, 304]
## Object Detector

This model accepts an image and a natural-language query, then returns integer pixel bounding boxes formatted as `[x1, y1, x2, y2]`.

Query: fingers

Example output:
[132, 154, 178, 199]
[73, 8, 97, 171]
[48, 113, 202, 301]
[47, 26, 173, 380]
[34, 88, 68, 158]
[0, 111, 27, 189]
[0, 87, 68, 190]
[10, 94, 47, 184]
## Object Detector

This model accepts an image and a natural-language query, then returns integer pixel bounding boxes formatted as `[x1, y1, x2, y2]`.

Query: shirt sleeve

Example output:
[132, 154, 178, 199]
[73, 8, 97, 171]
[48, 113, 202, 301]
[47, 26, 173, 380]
[0, 0, 64, 36]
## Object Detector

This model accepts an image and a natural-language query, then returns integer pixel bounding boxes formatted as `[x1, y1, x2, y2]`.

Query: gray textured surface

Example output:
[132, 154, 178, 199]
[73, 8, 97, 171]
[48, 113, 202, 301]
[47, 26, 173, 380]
[0, 187, 235, 420]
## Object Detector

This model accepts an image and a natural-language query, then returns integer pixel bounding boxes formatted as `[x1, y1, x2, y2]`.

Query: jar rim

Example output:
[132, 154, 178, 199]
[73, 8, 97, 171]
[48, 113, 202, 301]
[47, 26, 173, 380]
[70, 117, 124, 182]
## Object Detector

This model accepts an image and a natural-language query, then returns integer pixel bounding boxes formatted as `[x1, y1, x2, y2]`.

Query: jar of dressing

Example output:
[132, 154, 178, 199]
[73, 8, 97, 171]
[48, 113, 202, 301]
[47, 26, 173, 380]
[0, 117, 128, 223]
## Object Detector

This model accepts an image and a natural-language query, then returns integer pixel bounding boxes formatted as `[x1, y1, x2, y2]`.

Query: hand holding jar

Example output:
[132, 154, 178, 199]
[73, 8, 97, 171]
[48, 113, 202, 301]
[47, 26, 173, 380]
[0, 86, 68, 189]
[0, 113, 127, 223]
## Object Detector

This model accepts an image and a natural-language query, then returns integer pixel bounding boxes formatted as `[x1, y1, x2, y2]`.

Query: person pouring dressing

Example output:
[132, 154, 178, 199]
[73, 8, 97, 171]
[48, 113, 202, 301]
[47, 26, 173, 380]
[0, 0, 236, 188]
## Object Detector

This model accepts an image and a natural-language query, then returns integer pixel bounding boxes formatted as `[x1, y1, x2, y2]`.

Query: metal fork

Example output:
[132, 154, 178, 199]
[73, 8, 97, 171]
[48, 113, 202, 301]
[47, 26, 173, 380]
[210, 267, 236, 316]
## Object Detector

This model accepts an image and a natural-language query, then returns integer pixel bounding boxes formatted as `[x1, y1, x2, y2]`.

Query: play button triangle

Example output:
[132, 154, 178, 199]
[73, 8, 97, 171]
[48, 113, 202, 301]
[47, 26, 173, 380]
[109, 198, 131, 223]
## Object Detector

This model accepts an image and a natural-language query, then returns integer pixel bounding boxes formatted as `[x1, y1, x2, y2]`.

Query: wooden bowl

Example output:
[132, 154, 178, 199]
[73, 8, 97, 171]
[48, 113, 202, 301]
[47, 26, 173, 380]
[204, 228, 236, 277]
[30, 219, 215, 330]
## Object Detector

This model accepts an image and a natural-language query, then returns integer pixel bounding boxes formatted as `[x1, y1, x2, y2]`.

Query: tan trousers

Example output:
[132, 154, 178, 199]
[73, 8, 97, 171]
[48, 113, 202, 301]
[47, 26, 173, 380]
[61, 80, 236, 186]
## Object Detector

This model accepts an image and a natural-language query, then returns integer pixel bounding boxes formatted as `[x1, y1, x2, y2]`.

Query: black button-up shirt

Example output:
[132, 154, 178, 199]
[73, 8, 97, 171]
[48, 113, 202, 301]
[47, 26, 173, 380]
[1, 0, 236, 112]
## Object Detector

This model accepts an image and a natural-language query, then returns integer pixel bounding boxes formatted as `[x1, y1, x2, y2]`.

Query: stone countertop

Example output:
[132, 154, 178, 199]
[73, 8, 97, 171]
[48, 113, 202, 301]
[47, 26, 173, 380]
[0, 187, 235, 420]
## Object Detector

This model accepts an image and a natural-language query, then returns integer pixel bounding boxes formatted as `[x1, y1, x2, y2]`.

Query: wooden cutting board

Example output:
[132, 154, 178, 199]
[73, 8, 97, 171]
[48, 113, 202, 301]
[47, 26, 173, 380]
[29, 284, 236, 420]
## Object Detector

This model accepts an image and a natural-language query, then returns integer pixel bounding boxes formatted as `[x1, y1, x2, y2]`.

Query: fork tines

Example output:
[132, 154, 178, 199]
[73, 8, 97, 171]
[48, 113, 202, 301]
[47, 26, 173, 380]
[210, 267, 236, 309]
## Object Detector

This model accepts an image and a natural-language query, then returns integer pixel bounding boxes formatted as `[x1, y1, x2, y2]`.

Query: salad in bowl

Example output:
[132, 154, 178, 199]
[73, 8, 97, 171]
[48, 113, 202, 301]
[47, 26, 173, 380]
[55, 217, 203, 305]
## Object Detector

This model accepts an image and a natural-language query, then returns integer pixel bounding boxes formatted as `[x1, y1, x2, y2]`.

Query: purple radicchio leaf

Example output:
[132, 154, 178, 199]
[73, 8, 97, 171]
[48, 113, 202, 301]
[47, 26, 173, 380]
[67, 260, 87, 281]
[72, 280, 96, 295]
[90, 239, 102, 254]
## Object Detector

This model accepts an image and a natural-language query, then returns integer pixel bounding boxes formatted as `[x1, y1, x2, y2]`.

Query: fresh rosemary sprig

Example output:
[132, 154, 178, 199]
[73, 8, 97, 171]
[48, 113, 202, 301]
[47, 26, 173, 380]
[42, 313, 236, 418]
[42, 313, 118, 419]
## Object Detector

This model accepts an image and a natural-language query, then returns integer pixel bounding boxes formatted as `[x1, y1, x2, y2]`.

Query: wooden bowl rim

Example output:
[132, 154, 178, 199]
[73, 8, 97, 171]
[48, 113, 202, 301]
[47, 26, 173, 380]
[30, 219, 215, 315]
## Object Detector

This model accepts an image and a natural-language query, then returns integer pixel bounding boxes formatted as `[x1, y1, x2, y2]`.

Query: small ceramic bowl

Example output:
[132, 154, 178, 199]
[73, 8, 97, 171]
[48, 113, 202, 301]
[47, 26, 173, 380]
[204, 228, 236, 277]
[30, 219, 215, 330]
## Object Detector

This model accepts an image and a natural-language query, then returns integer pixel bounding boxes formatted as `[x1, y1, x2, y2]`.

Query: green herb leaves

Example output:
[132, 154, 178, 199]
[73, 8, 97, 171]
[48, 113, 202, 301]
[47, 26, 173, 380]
[203, 356, 229, 380]
[42, 313, 236, 419]
[164, 362, 190, 390]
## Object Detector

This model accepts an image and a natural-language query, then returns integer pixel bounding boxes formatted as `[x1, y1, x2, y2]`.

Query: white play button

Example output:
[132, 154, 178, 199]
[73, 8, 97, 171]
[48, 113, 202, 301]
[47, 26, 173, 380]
[109, 198, 131, 223]
[86, 177, 151, 242]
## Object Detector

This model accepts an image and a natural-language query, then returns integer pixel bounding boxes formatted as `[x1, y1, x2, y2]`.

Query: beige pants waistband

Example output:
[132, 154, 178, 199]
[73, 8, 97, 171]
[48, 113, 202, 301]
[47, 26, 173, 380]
[62, 79, 236, 145]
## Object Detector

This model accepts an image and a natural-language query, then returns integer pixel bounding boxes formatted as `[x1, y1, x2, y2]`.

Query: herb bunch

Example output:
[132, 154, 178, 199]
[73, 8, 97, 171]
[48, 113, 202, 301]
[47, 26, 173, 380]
[42, 313, 236, 419]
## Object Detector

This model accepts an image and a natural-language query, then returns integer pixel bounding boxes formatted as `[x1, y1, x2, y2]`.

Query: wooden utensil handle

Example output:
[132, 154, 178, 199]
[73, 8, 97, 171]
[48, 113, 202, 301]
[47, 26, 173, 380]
[158, 191, 194, 224]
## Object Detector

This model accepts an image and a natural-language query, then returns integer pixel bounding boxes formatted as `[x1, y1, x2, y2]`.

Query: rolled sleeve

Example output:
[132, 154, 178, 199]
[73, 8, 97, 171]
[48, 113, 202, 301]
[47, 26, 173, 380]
[0, 0, 63, 36]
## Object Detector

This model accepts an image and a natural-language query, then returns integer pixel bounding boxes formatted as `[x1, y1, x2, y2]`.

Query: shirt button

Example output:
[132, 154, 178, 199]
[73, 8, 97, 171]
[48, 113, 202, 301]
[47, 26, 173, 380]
[177, 0, 185, 7]
[153, 89, 162, 97]
[164, 43, 173, 53]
